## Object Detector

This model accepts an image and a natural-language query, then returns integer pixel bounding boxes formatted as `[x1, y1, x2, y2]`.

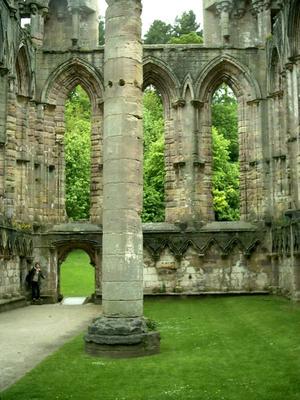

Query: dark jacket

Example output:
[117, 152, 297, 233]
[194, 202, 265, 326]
[26, 267, 45, 286]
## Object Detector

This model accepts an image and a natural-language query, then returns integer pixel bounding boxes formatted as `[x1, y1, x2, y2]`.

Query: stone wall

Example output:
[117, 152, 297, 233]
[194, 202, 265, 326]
[28, 222, 271, 303]
[143, 222, 271, 294]
[0, 257, 21, 299]
[143, 245, 271, 294]
[0, 0, 300, 305]
[0, 225, 33, 301]
[0, 2, 274, 226]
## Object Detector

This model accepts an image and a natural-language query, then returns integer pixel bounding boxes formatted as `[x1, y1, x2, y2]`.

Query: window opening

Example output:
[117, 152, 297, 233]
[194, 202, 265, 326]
[211, 83, 240, 221]
[64, 85, 91, 221]
[142, 86, 166, 222]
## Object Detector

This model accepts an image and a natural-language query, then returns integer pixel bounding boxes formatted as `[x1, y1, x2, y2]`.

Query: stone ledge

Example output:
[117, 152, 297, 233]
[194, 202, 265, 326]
[201, 221, 257, 232]
[0, 296, 27, 313]
[144, 291, 270, 297]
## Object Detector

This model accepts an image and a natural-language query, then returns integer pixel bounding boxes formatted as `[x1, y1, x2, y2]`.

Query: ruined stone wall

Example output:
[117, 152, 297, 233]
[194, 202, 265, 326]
[32, 43, 268, 226]
[0, 0, 272, 228]
[267, 0, 300, 301]
[271, 215, 300, 301]
[0, 0, 300, 306]
[0, 225, 33, 302]
[143, 227, 271, 294]
[143, 46, 267, 223]
[31, 222, 271, 303]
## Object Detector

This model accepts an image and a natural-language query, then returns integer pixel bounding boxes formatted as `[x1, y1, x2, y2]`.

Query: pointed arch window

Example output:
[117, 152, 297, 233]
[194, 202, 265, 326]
[64, 85, 91, 220]
[211, 83, 240, 221]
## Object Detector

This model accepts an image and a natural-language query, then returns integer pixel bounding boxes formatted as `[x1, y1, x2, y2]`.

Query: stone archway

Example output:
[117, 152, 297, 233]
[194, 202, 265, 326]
[143, 57, 183, 223]
[15, 45, 31, 98]
[194, 55, 264, 222]
[40, 58, 104, 224]
[53, 238, 102, 302]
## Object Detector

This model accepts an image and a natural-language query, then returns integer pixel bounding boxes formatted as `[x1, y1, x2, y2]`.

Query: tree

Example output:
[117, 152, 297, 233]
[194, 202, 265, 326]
[212, 127, 240, 221]
[173, 10, 201, 37]
[64, 86, 91, 220]
[144, 20, 173, 44]
[143, 135, 165, 222]
[142, 89, 165, 222]
[212, 84, 238, 162]
[143, 11, 203, 44]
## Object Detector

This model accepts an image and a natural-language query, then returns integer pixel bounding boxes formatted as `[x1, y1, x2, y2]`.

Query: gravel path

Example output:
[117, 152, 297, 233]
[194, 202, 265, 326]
[0, 303, 101, 392]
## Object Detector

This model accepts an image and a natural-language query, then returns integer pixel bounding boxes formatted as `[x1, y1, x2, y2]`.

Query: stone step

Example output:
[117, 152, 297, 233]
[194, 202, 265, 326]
[61, 297, 87, 305]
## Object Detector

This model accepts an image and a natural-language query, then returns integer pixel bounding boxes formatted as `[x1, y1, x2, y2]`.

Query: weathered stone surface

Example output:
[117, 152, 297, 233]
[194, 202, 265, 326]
[85, 316, 160, 357]
[87, 316, 147, 336]
[0, 0, 300, 311]
[85, 330, 160, 358]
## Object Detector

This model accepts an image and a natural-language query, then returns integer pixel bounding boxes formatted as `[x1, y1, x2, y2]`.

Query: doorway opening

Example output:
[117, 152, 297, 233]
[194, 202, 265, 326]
[59, 249, 94, 299]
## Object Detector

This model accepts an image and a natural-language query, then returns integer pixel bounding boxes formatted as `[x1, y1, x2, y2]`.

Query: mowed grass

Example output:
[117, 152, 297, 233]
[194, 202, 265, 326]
[60, 249, 94, 297]
[2, 296, 300, 400]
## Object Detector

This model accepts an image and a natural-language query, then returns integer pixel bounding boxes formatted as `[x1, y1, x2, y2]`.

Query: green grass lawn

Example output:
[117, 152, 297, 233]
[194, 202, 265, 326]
[2, 296, 300, 400]
[60, 249, 94, 297]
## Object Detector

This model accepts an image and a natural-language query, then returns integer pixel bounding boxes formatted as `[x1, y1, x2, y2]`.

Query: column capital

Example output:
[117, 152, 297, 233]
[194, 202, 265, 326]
[232, 0, 247, 18]
[215, 0, 233, 14]
[251, 0, 270, 15]
[172, 98, 186, 109]
[191, 99, 204, 109]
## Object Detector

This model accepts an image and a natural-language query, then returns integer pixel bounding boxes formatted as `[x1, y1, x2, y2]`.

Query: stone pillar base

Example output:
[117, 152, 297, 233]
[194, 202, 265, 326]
[291, 291, 300, 302]
[84, 316, 160, 358]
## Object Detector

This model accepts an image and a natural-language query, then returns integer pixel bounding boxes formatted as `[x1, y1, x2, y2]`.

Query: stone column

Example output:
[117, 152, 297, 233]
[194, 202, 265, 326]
[286, 62, 300, 209]
[0, 71, 8, 145]
[251, 0, 271, 43]
[29, 2, 49, 46]
[215, 0, 233, 45]
[68, 0, 80, 47]
[85, 0, 160, 358]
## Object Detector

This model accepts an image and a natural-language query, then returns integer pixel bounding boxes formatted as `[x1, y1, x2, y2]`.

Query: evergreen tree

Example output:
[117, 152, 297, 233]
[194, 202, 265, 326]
[144, 20, 173, 44]
[173, 10, 201, 37]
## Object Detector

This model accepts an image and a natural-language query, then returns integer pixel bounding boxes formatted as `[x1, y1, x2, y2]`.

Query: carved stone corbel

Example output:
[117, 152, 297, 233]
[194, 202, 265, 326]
[215, 0, 233, 41]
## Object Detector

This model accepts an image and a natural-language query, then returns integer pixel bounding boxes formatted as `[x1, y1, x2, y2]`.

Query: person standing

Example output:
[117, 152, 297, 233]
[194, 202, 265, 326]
[26, 262, 45, 304]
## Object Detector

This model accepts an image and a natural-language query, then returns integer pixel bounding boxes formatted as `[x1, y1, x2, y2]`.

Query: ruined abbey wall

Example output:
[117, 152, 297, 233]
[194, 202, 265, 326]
[0, 0, 299, 307]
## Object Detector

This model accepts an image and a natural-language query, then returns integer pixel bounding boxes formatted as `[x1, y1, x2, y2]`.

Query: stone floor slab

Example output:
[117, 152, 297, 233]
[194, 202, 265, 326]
[61, 297, 87, 305]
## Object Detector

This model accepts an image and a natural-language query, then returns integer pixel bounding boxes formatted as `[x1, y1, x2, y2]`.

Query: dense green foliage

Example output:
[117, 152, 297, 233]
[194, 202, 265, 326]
[144, 20, 173, 44]
[168, 32, 203, 44]
[144, 10, 203, 44]
[212, 85, 239, 162]
[60, 250, 94, 297]
[211, 85, 240, 221]
[65, 86, 91, 220]
[3, 296, 300, 400]
[212, 127, 240, 221]
[142, 90, 165, 222]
